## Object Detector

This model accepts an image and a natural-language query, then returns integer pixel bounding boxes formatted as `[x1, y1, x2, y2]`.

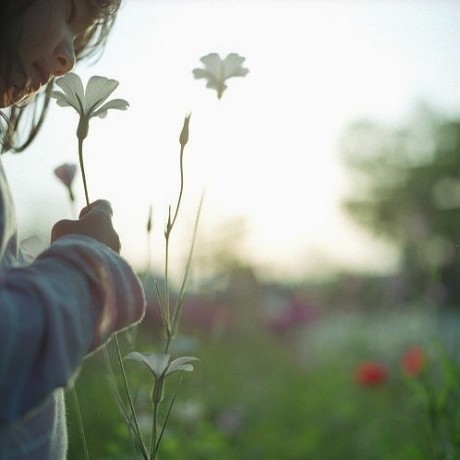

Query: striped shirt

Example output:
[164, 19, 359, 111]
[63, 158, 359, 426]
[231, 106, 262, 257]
[0, 159, 145, 459]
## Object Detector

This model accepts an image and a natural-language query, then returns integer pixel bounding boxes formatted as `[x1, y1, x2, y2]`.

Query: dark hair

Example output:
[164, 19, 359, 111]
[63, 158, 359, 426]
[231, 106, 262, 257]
[0, 0, 121, 154]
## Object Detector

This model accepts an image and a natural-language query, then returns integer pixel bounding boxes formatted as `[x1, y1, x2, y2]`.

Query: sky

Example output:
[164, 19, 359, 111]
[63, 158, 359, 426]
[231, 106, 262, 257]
[3, 0, 460, 282]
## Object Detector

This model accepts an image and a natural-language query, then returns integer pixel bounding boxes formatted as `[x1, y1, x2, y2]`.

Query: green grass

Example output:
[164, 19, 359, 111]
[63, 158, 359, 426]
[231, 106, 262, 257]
[66, 300, 458, 459]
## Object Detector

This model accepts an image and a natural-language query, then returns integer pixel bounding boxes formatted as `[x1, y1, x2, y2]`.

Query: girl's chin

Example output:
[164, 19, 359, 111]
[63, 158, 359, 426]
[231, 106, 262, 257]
[0, 90, 15, 108]
[1, 86, 38, 108]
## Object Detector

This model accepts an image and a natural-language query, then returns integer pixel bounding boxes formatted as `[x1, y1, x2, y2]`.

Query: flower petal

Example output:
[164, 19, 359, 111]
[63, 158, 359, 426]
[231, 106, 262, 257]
[85, 76, 119, 113]
[92, 98, 129, 119]
[222, 53, 249, 79]
[54, 73, 85, 112]
[125, 351, 170, 379]
[192, 68, 214, 80]
[166, 356, 199, 376]
[50, 91, 75, 109]
[198, 53, 222, 78]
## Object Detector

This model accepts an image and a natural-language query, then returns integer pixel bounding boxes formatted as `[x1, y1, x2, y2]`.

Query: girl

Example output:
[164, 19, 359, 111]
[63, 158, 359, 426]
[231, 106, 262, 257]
[0, 0, 145, 458]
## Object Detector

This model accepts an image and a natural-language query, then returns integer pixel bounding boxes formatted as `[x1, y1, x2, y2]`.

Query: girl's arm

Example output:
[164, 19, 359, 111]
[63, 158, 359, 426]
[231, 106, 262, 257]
[0, 234, 145, 424]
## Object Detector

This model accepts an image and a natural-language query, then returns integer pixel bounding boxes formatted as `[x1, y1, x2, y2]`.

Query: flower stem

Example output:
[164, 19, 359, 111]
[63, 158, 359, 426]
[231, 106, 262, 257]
[162, 144, 186, 353]
[78, 137, 90, 207]
[151, 398, 159, 459]
[170, 145, 185, 230]
[171, 193, 204, 336]
[71, 385, 89, 460]
[114, 336, 149, 459]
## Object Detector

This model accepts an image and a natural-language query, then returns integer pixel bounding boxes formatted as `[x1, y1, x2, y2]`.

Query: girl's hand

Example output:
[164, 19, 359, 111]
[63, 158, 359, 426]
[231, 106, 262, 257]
[51, 200, 121, 253]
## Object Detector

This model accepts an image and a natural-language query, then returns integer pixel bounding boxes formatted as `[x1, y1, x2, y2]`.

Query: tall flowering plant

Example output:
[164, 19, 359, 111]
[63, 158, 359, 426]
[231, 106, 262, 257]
[52, 74, 198, 460]
[52, 52, 248, 458]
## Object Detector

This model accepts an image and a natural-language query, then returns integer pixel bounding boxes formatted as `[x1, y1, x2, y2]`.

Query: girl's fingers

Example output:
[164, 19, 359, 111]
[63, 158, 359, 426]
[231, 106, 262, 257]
[79, 199, 113, 218]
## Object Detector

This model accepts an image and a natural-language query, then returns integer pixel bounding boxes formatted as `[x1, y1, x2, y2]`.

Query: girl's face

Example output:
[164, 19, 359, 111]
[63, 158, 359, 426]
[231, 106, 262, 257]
[0, 0, 94, 108]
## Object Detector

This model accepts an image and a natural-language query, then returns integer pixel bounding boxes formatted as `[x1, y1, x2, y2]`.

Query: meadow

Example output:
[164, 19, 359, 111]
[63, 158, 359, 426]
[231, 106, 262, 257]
[66, 268, 460, 460]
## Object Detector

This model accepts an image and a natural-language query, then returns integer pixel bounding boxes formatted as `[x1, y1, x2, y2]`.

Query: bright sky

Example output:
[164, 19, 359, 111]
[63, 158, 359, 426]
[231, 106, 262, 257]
[3, 0, 460, 282]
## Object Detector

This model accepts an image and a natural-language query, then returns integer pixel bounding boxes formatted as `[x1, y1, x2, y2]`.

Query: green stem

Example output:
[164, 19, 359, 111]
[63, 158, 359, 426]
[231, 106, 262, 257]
[170, 145, 185, 230]
[170, 194, 204, 337]
[71, 385, 90, 460]
[78, 136, 90, 207]
[71, 136, 90, 459]
[114, 336, 149, 459]
[75, 111, 147, 457]
[155, 383, 180, 456]
[162, 144, 186, 352]
[151, 398, 159, 459]
[164, 228, 171, 338]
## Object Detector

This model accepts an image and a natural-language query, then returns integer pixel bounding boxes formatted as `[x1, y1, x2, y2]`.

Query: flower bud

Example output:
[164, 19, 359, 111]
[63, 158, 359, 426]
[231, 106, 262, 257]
[146, 205, 153, 234]
[179, 114, 191, 147]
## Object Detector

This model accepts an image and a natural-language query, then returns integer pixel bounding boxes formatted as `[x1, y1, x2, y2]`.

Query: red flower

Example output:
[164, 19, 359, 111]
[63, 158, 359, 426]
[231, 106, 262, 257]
[355, 362, 388, 387]
[401, 345, 424, 377]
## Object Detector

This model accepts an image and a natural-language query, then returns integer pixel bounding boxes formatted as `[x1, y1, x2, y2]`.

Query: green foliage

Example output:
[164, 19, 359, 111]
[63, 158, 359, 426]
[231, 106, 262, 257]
[67, 285, 460, 459]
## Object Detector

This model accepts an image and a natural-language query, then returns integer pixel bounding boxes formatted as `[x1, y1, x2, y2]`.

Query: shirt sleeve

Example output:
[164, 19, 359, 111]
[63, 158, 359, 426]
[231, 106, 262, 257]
[0, 234, 145, 424]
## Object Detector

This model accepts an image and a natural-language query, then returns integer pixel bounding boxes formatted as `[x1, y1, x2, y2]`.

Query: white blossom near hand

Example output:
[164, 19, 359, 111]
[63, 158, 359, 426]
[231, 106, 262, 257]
[51, 73, 129, 140]
[193, 53, 249, 99]
[51, 73, 129, 205]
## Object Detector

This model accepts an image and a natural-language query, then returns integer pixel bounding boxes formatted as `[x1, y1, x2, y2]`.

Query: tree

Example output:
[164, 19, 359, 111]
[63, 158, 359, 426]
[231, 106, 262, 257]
[341, 109, 460, 306]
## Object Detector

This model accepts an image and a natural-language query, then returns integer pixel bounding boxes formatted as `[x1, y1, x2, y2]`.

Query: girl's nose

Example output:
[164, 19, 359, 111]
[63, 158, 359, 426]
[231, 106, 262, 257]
[53, 39, 76, 76]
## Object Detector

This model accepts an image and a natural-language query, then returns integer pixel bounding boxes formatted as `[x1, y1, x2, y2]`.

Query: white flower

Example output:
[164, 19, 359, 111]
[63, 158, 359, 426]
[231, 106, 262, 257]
[125, 352, 199, 404]
[193, 53, 249, 99]
[125, 352, 199, 381]
[51, 73, 129, 139]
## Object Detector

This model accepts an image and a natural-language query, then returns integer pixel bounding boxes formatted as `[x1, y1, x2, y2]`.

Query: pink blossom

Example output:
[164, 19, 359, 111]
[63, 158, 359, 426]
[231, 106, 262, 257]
[54, 163, 77, 202]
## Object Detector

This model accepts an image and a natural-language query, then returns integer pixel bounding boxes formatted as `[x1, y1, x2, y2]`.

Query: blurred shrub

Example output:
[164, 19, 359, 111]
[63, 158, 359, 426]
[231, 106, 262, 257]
[341, 108, 460, 307]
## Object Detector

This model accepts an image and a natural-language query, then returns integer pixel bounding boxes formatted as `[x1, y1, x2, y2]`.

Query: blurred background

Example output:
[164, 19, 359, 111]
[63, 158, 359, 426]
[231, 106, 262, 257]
[5, 0, 459, 283]
[4, 0, 460, 458]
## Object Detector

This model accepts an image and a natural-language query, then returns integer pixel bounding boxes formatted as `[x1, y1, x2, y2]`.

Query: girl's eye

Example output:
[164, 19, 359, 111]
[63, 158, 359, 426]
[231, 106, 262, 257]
[68, 0, 77, 24]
